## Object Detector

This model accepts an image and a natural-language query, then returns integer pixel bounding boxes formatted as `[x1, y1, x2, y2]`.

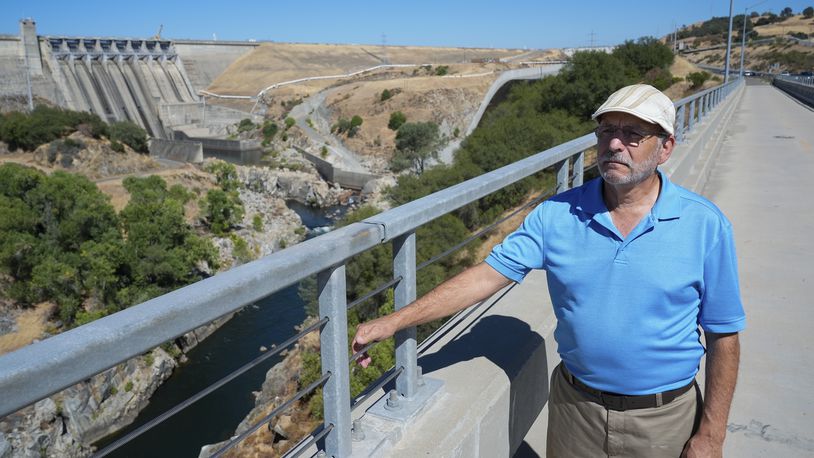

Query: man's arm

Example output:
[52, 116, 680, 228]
[351, 262, 512, 367]
[683, 331, 741, 458]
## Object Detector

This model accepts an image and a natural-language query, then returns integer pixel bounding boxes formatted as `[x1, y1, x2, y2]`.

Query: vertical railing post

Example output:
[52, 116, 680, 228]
[318, 265, 352, 458]
[688, 99, 695, 133]
[393, 232, 417, 399]
[572, 151, 585, 188]
[675, 104, 686, 143]
[556, 158, 570, 194]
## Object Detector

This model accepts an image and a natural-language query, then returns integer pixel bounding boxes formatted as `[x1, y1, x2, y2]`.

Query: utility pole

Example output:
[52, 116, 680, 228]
[724, 0, 734, 83]
[741, 1, 767, 78]
[589, 31, 596, 48]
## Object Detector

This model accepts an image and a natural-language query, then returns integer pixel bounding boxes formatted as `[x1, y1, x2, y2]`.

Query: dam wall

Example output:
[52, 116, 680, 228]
[0, 20, 259, 141]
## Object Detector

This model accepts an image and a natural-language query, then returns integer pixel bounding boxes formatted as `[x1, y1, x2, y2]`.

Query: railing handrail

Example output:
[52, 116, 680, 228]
[0, 78, 744, 457]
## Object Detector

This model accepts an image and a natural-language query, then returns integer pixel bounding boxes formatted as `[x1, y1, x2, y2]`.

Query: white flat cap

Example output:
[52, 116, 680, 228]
[591, 84, 676, 136]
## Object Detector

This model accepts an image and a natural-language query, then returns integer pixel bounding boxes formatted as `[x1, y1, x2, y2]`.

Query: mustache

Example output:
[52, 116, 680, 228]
[599, 151, 632, 167]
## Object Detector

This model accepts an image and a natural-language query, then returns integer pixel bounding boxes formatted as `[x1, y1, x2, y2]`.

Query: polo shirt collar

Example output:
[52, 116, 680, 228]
[576, 169, 681, 221]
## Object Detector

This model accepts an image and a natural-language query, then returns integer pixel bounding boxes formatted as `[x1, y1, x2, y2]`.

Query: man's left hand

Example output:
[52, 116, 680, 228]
[681, 434, 723, 458]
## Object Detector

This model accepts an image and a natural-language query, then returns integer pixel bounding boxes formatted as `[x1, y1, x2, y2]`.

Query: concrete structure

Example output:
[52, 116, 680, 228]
[0, 20, 256, 141]
[297, 147, 380, 190]
[148, 138, 203, 163]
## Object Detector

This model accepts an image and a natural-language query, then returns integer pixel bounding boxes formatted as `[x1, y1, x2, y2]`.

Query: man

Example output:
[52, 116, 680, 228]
[352, 84, 745, 457]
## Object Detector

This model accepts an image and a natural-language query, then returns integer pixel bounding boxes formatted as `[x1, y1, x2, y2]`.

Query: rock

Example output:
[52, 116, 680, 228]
[0, 141, 8, 156]
[259, 346, 268, 352]
[0, 315, 16, 336]
[0, 435, 11, 458]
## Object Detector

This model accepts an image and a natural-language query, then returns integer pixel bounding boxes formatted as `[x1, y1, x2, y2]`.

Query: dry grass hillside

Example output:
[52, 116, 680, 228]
[679, 13, 814, 72]
[207, 42, 532, 96]
[325, 65, 504, 158]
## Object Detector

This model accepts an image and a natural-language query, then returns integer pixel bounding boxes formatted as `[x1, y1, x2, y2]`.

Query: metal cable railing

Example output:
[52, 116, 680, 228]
[93, 317, 327, 457]
[0, 79, 743, 458]
[211, 372, 332, 458]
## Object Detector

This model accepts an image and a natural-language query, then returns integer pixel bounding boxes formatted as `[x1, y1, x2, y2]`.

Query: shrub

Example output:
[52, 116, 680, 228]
[320, 145, 328, 158]
[805, 6, 814, 19]
[388, 111, 406, 130]
[204, 161, 240, 192]
[252, 214, 264, 232]
[643, 67, 676, 91]
[262, 121, 278, 140]
[110, 140, 125, 153]
[380, 89, 392, 102]
[285, 117, 296, 130]
[109, 121, 148, 154]
[686, 71, 711, 89]
[453, 127, 460, 138]
[125, 381, 133, 392]
[237, 118, 255, 133]
[435, 65, 449, 76]
[203, 188, 244, 235]
[230, 233, 253, 263]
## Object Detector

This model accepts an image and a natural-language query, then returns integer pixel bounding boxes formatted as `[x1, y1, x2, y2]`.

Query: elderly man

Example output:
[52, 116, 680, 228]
[352, 84, 745, 457]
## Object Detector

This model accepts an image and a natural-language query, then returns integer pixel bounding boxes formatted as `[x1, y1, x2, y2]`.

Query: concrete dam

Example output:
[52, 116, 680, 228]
[1, 19, 258, 141]
[46, 37, 197, 138]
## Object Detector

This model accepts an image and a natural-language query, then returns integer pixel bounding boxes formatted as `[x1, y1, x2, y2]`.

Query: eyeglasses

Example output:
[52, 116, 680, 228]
[594, 125, 666, 146]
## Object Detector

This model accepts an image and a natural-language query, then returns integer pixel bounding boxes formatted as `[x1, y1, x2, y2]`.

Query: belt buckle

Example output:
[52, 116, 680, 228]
[600, 392, 627, 411]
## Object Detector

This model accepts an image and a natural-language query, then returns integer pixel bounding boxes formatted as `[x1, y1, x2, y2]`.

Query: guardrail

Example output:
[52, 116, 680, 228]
[773, 75, 814, 107]
[0, 78, 743, 457]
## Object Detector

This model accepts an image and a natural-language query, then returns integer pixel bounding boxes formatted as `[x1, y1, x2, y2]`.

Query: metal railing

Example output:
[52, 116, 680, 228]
[0, 78, 742, 457]
[773, 75, 814, 107]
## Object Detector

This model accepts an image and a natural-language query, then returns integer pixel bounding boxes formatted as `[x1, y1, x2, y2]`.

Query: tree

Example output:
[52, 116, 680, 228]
[780, 6, 794, 17]
[804, 6, 814, 18]
[388, 111, 406, 130]
[203, 189, 244, 236]
[612, 36, 674, 79]
[108, 121, 148, 154]
[380, 89, 392, 102]
[392, 122, 441, 174]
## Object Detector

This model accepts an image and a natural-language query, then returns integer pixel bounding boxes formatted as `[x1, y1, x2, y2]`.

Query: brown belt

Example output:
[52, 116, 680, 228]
[561, 364, 695, 412]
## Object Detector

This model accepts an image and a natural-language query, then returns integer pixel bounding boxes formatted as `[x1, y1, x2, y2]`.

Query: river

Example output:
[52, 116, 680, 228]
[96, 201, 352, 457]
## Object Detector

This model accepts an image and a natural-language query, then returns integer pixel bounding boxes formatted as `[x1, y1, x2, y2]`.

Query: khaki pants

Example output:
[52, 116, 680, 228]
[546, 363, 702, 457]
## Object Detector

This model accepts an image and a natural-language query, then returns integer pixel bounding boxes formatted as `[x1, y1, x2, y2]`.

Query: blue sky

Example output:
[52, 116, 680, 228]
[3, 1, 813, 49]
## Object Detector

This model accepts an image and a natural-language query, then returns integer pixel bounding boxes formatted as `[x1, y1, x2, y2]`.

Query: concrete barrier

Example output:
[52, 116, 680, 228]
[149, 138, 203, 163]
[297, 147, 379, 190]
[773, 78, 814, 108]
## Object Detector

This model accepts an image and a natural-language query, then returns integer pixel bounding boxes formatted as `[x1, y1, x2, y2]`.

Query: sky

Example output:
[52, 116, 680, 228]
[2, 0, 813, 49]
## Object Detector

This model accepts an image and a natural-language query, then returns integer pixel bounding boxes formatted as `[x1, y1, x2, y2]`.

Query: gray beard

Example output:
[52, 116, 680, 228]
[598, 144, 661, 186]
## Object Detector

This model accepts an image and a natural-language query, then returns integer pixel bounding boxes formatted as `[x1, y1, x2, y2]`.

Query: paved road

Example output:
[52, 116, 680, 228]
[703, 81, 814, 457]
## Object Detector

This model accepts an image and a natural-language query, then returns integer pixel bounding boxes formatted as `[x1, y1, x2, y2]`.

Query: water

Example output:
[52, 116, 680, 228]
[97, 201, 352, 457]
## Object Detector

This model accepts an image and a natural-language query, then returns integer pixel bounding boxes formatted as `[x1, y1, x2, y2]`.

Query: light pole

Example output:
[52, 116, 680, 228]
[724, 0, 734, 83]
[740, 1, 768, 78]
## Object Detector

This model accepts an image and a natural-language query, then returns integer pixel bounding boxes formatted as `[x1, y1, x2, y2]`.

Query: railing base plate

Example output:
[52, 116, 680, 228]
[366, 377, 444, 423]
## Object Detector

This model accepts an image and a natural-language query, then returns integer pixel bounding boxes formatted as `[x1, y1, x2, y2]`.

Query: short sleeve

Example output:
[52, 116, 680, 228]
[485, 203, 546, 283]
[699, 222, 746, 333]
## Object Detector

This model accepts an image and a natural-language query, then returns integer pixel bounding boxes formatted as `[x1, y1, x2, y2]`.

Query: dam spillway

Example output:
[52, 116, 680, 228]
[43, 36, 199, 138]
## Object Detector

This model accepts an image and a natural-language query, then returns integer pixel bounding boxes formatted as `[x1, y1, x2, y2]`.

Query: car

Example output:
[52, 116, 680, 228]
[800, 71, 813, 77]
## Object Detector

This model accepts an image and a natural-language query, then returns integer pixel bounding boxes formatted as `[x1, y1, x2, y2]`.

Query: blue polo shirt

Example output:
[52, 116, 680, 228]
[485, 171, 745, 395]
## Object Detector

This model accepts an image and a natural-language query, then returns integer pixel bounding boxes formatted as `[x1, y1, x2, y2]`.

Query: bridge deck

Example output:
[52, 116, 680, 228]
[515, 81, 814, 457]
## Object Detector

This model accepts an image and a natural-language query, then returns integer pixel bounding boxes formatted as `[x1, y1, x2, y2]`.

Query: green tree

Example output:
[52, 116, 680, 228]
[262, 121, 278, 140]
[380, 89, 392, 102]
[109, 121, 148, 154]
[392, 122, 441, 174]
[781, 6, 794, 17]
[204, 160, 241, 192]
[804, 6, 814, 18]
[612, 37, 674, 79]
[203, 189, 244, 236]
[388, 111, 406, 130]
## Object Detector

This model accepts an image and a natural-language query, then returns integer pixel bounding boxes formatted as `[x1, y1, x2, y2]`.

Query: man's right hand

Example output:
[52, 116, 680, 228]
[351, 316, 398, 368]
